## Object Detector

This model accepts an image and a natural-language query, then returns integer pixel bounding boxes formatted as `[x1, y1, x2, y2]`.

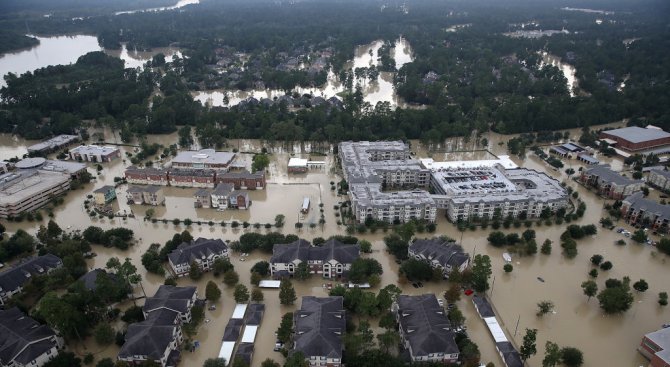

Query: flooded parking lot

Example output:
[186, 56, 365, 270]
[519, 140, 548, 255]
[1, 122, 668, 366]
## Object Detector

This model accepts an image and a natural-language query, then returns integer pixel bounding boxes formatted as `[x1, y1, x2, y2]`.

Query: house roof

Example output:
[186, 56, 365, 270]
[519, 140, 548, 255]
[212, 183, 234, 196]
[410, 238, 469, 269]
[143, 285, 196, 315]
[194, 189, 210, 197]
[0, 308, 58, 366]
[77, 269, 118, 291]
[651, 169, 670, 179]
[168, 238, 228, 266]
[602, 126, 670, 144]
[219, 170, 264, 180]
[235, 343, 254, 365]
[0, 254, 62, 294]
[396, 294, 458, 356]
[270, 239, 359, 264]
[294, 296, 345, 359]
[118, 309, 179, 360]
[645, 327, 670, 353]
[244, 304, 265, 326]
[584, 164, 642, 186]
[222, 319, 244, 342]
[172, 149, 235, 166]
[496, 341, 524, 367]
[472, 295, 495, 318]
[94, 185, 115, 194]
[624, 191, 670, 219]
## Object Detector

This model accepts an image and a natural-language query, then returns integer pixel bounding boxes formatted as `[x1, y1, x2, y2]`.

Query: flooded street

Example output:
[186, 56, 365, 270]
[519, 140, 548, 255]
[193, 38, 414, 109]
[1, 122, 668, 366]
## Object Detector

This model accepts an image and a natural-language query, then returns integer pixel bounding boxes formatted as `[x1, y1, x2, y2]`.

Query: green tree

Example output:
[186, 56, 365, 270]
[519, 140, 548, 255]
[536, 301, 554, 316]
[631, 229, 647, 243]
[597, 281, 634, 314]
[359, 239, 372, 253]
[349, 258, 383, 283]
[234, 284, 250, 303]
[444, 284, 461, 304]
[203, 358, 227, 367]
[487, 231, 507, 247]
[542, 341, 562, 367]
[560, 347, 584, 367]
[277, 312, 294, 344]
[206, 281, 222, 301]
[251, 288, 264, 303]
[261, 360, 280, 367]
[447, 307, 465, 327]
[94, 323, 115, 345]
[590, 254, 604, 266]
[274, 214, 285, 228]
[43, 352, 81, 367]
[250, 261, 270, 276]
[189, 261, 203, 280]
[503, 264, 513, 273]
[633, 279, 649, 292]
[541, 239, 552, 255]
[231, 357, 249, 367]
[384, 233, 408, 260]
[471, 254, 492, 293]
[659, 292, 669, 306]
[294, 262, 310, 280]
[279, 278, 297, 305]
[284, 351, 309, 367]
[96, 358, 115, 367]
[252, 153, 270, 172]
[376, 330, 400, 353]
[581, 280, 598, 302]
[250, 272, 262, 286]
[223, 270, 240, 286]
[213, 257, 234, 276]
[519, 328, 538, 361]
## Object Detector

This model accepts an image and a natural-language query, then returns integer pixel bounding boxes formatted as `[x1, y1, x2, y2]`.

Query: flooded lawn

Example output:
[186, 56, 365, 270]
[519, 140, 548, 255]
[1, 123, 667, 366]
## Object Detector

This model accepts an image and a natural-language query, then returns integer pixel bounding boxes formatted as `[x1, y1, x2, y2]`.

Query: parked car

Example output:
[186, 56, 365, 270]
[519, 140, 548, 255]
[274, 341, 284, 352]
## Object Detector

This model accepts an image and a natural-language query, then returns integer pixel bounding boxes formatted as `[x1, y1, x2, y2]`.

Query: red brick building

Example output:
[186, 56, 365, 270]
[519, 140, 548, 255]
[217, 170, 266, 190]
[125, 166, 169, 186]
[600, 126, 670, 153]
[169, 169, 217, 188]
[639, 327, 670, 367]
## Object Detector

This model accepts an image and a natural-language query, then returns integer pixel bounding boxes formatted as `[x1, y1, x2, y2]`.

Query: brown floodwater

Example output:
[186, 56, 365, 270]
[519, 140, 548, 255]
[2, 121, 667, 367]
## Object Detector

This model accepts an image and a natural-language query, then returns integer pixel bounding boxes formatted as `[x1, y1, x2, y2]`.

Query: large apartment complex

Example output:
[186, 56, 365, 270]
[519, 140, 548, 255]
[578, 164, 643, 199]
[293, 296, 346, 367]
[270, 239, 360, 279]
[0, 170, 71, 218]
[339, 141, 568, 223]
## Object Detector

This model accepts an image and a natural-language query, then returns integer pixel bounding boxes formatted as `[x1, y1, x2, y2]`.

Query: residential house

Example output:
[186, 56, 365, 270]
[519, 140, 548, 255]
[639, 327, 670, 367]
[69, 145, 120, 162]
[168, 238, 228, 277]
[0, 308, 64, 367]
[117, 309, 183, 367]
[168, 169, 216, 188]
[77, 269, 121, 292]
[126, 185, 165, 206]
[648, 169, 670, 192]
[93, 185, 117, 205]
[217, 170, 266, 190]
[409, 238, 470, 277]
[621, 192, 670, 233]
[579, 164, 643, 199]
[228, 191, 251, 210]
[270, 239, 359, 279]
[393, 294, 459, 363]
[142, 285, 198, 324]
[124, 166, 169, 186]
[0, 254, 62, 305]
[210, 183, 234, 209]
[293, 296, 345, 367]
[194, 189, 211, 208]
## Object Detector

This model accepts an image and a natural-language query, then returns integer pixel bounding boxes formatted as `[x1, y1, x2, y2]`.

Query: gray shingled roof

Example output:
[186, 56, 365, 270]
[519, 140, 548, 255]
[118, 309, 179, 360]
[77, 269, 119, 291]
[235, 343, 254, 365]
[624, 191, 670, 219]
[94, 185, 115, 194]
[410, 238, 469, 269]
[222, 319, 244, 342]
[244, 304, 265, 326]
[472, 295, 495, 318]
[167, 238, 228, 266]
[497, 341, 524, 367]
[294, 296, 345, 359]
[212, 183, 234, 195]
[396, 294, 458, 357]
[0, 308, 58, 366]
[584, 165, 642, 186]
[143, 285, 197, 315]
[0, 254, 62, 294]
[271, 239, 359, 264]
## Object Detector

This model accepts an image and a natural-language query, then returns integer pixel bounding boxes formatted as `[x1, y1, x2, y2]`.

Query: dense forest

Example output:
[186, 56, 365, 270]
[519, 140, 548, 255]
[1, 0, 669, 144]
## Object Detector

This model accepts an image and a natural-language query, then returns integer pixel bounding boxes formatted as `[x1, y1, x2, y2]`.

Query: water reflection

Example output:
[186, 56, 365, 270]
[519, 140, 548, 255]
[114, 0, 200, 15]
[193, 38, 414, 109]
[540, 51, 578, 97]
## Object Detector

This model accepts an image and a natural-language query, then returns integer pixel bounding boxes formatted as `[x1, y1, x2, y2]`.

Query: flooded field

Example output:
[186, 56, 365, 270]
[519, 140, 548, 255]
[1, 122, 668, 366]
[193, 38, 415, 109]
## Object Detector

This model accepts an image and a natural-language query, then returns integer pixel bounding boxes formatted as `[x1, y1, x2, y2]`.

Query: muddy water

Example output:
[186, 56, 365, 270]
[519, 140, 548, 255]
[540, 52, 579, 97]
[104, 43, 183, 69]
[2, 122, 668, 366]
[193, 38, 414, 109]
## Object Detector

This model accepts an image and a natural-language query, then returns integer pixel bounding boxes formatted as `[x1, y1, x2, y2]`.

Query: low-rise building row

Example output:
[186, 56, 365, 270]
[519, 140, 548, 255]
[621, 192, 670, 233]
[578, 164, 643, 199]
[125, 167, 265, 190]
[647, 169, 670, 192]
[0, 307, 64, 367]
[0, 254, 63, 305]
[292, 296, 346, 367]
[27, 134, 79, 155]
[409, 238, 470, 277]
[168, 238, 229, 277]
[194, 185, 251, 210]
[270, 239, 360, 279]
[127, 185, 165, 206]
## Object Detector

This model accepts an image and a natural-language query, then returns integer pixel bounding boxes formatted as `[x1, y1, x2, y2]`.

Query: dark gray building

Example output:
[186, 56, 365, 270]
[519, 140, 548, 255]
[270, 239, 359, 279]
[117, 309, 182, 367]
[293, 296, 345, 367]
[0, 254, 62, 305]
[0, 308, 63, 367]
[168, 238, 228, 277]
[409, 238, 470, 277]
[143, 285, 198, 323]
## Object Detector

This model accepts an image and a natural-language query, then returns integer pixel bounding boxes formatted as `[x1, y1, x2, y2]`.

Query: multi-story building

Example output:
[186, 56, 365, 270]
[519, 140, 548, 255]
[69, 145, 121, 162]
[0, 170, 71, 218]
[339, 141, 435, 224]
[579, 164, 643, 199]
[293, 296, 345, 367]
[270, 239, 359, 279]
[434, 167, 569, 222]
[339, 141, 568, 224]
[171, 149, 235, 170]
[648, 169, 670, 192]
[27, 134, 79, 155]
[142, 285, 198, 323]
[0, 254, 62, 305]
[168, 238, 228, 277]
[211, 183, 234, 209]
[409, 238, 470, 277]
[124, 166, 169, 186]
[126, 185, 165, 206]
[168, 169, 217, 188]
[0, 308, 64, 367]
[621, 192, 670, 233]
[639, 327, 670, 367]
[194, 189, 211, 208]
[393, 294, 460, 363]
[217, 170, 266, 190]
[117, 309, 183, 367]
[93, 185, 117, 205]
[228, 191, 251, 209]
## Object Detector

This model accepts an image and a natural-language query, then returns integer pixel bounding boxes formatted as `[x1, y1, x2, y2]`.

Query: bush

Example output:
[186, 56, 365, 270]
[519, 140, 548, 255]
[599, 261, 613, 271]
[503, 264, 513, 273]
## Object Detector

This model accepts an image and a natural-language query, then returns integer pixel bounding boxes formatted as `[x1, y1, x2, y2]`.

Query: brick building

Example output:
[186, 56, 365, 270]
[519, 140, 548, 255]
[600, 126, 670, 154]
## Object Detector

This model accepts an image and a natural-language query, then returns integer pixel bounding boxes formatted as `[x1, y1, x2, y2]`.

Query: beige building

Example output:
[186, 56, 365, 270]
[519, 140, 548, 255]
[0, 170, 71, 218]
[126, 185, 165, 206]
